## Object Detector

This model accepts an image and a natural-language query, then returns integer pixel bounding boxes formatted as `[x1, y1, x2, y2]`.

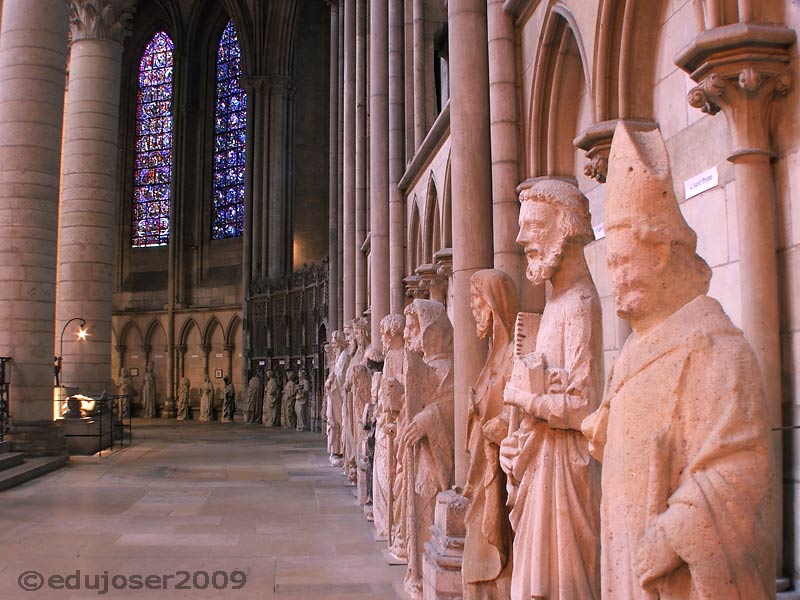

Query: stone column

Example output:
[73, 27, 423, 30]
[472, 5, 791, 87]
[342, 0, 356, 323]
[388, 0, 406, 314]
[677, 22, 796, 582]
[57, 0, 134, 395]
[241, 76, 266, 284]
[337, 3, 345, 326]
[201, 344, 211, 376]
[412, 0, 426, 149]
[354, 0, 368, 317]
[486, 0, 525, 295]
[328, 2, 340, 332]
[0, 0, 69, 455]
[224, 343, 234, 380]
[268, 75, 293, 279]
[369, 0, 390, 341]
[446, 0, 493, 485]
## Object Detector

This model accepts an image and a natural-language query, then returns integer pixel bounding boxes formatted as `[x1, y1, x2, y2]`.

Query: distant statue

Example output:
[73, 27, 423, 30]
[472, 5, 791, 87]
[199, 374, 214, 421]
[245, 374, 263, 424]
[176, 376, 191, 420]
[141, 362, 157, 418]
[222, 376, 235, 422]
[499, 178, 602, 600]
[463, 269, 520, 599]
[343, 317, 371, 486]
[582, 123, 774, 599]
[295, 369, 310, 431]
[325, 330, 350, 466]
[117, 367, 133, 419]
[282, 371, 297, 428]
[264, 370, 280, 426]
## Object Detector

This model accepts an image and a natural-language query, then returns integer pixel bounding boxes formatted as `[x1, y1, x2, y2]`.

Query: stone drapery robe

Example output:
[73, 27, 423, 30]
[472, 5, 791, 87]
[373, 345, 404, 539]
[326, 349, 350, 455]
[463, 328, 513, 598]
[502, 283, 602, 600]
[141, 367, 156, 418]
[264, 377, 279, 425]
[582, 295, 774, 599]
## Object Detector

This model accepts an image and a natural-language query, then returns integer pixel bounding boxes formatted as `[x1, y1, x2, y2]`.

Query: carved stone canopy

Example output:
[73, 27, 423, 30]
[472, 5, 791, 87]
[574, 119, 657, 184]
[70, 0, 136, 44]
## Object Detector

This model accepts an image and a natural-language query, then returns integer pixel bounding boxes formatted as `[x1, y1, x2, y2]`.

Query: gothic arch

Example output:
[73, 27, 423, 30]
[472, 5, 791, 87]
[119, 320, 143, 350]
[202, 315, 223, 347]
[178, 317, 200, 347]
[442, 153, 452, 249]
[408, 198, 422, 273]
[225, 314, 242, 346]
[423, 172, 440, 263]
[144, 318, 167, 349]
[528, 6, 590, 177]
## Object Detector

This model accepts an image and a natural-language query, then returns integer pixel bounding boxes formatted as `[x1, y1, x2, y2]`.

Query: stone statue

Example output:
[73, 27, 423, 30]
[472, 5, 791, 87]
[295, 368, 310, 431]
[176, 376, 191, 420]
[463, 269, 520, 599]
[263, 370, 279, 426]
[199, 373, 213, 421]
[326, 330, 350, 466]
[352, 319, 374, 498]
[245, 373, 263, 424]
[399, 299, 454, 598]
[141, 361, 157, 418]
[342, 318, 371, 483]
[499, 178, 603, 599]
[373, 314, 405, 542]
[581, 123, 774, 599]
[117, 367, 133, 418]
[282, 371, 297, 428]
[222, 376, 235, 422]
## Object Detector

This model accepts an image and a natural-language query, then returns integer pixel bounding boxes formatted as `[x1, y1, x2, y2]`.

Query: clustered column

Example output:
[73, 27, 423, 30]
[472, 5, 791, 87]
[268, 75, 294, 278]
[0, 0, 70, 454]
[342, 0, 356, 323]
[369, 0, 390, 340]
[57, 0, 135, 394]
[328, 1, 341, 332]
[447, 0, 494, 483]
[354, 0, 368, 317]
[388, 0, 406, 314]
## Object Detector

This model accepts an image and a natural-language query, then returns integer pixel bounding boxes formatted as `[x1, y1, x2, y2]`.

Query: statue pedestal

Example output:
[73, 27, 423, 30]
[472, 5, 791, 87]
[423, 489, 466, 600]
[161, 398, 177, 419]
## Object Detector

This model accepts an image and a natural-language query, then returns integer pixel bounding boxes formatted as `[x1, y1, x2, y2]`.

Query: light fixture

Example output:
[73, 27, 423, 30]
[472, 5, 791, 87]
[55, 317, 87, 388]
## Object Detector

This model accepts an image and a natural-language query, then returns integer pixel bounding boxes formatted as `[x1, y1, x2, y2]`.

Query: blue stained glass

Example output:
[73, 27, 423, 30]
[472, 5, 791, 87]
[132, 31, 174, 247]
[211, 20, 247, 240]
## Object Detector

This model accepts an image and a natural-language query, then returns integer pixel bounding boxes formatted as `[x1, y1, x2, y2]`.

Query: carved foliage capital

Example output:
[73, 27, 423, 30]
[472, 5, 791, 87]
[70, 0, 136, 44]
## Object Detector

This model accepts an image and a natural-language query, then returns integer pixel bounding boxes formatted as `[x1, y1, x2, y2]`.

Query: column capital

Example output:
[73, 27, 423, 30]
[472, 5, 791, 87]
[268, 74, 296, 97]
[70, 0, 136, 45]
[676, 23, 796, 157]
[575, 119, 658, 183]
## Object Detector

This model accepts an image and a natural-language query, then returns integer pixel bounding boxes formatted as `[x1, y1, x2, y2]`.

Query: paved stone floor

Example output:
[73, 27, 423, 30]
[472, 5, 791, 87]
[0, 420, 405, 599]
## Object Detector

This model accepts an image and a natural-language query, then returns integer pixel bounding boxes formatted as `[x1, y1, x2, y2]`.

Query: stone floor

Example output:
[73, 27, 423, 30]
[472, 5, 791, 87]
[0, 420, 405, 599]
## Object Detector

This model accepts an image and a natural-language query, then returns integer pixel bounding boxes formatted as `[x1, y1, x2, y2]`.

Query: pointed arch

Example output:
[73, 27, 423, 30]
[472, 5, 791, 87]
[202, 315, 223, 346]
[144, 318, 167, 349]
[528, 8, 589, 178]
[178, 317, 200, 347]
[225, 314, 242, 346]
[408, 198, 422, 274]
[423, 172, 440, 263]
[442, 153, 452, 249]
[119, 320, 143, 349]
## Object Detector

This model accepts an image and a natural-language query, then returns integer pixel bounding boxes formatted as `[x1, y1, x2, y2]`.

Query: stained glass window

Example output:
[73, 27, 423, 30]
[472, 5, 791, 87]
[211, 20, 247, 240]
[131, 31, 174, 247]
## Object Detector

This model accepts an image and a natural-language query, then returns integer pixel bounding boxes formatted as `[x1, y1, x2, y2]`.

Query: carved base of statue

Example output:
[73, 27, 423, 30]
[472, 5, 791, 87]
[329, 453, 343, 467]
[162, 399, 177, 419]
[422, 490, 466, 600]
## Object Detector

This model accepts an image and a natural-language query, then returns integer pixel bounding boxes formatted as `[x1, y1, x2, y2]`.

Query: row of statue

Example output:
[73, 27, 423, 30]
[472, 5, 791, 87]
[243, 368, 312, 430]
[322, 124, 774, 599]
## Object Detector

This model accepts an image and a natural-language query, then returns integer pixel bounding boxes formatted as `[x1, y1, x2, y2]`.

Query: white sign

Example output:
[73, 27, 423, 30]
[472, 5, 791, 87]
[215, 353, 223, 358]
[684, 166, 718, 200]
[131, 355, 139, 359]
[155, 354, 163, 358]
[593, 223, 605, 240]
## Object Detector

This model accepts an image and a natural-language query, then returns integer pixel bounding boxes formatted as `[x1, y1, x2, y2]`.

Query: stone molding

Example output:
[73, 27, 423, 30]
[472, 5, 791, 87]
[70, 0, 136, 44]
[574, 119, 657, 184]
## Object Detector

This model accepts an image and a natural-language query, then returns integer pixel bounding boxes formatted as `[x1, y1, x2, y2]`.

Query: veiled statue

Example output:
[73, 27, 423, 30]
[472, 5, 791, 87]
[141, 361, 157, 418]
[176, 376, 191, 420]
[325, 330, 350, 465]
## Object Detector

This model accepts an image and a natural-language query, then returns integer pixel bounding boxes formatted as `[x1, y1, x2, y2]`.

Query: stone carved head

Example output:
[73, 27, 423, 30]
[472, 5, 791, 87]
[516, 179, 593, 286]
[343, 320, 356, 354]
[404, 299, 453, 358]
[352, 317, 371, 351]
[605, 123, 711, 325]
[470, 269, 521, 341]
[380, 314, 406, 354]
